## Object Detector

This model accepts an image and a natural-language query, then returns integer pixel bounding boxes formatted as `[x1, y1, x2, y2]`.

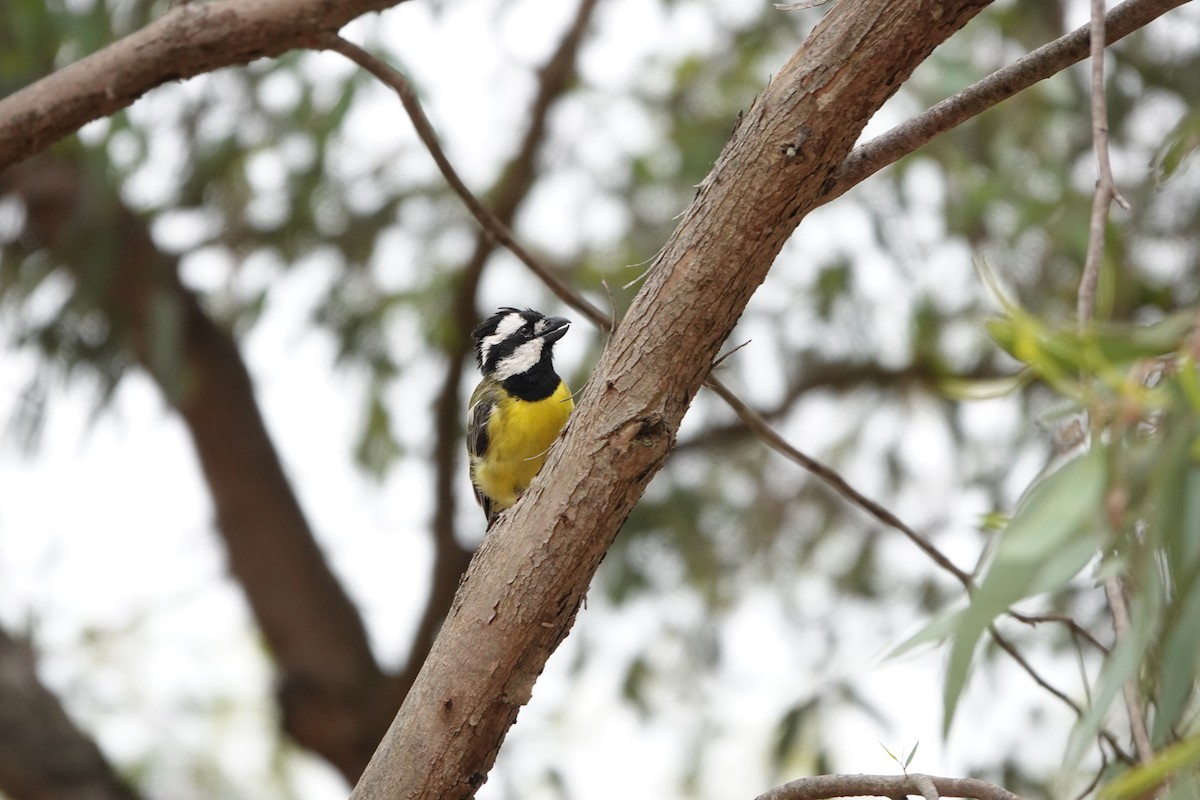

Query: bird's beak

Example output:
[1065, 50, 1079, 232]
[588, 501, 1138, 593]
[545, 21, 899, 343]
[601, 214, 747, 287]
[539, 316, 571, 344]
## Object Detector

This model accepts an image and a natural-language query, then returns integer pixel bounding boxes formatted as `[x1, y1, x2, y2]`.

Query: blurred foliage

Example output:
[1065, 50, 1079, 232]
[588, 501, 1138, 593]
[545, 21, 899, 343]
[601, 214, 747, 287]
[929, 302, 1200, 792]
[3, 0, 1200, 798]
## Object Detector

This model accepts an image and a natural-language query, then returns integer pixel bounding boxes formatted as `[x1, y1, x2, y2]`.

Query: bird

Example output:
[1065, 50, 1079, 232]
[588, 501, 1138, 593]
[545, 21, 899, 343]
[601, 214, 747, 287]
[467, 307, 574, 527]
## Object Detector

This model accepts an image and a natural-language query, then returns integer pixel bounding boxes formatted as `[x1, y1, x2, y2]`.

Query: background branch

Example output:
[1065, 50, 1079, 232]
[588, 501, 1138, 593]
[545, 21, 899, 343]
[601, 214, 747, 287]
[0, 158, 398, 783]
[0, 626, 143, 800]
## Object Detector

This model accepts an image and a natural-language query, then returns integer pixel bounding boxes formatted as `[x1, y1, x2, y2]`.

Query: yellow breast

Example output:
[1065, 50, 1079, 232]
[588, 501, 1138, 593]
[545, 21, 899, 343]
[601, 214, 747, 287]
[472, 381, 573, 511]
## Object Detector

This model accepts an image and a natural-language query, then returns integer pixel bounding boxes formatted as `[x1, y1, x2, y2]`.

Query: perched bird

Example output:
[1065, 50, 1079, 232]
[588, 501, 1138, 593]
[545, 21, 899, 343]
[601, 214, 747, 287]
[467, 307, 574, 526]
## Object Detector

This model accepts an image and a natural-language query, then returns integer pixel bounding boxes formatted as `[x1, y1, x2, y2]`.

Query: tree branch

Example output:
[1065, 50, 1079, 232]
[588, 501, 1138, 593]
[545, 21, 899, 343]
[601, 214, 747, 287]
[674, 360, 1004, 455]
[1075, 0, 1153, 771]
[0, 0, 413, 172]
[346, 2, 996, 797]
[704, 376, 975, 587]
[0, 626, 143, 800]
[1102, 579, 1154, 764]
[0, 159, 398, 783]
[824, 0, 1188, 205]
[755, 772, 1025, 800]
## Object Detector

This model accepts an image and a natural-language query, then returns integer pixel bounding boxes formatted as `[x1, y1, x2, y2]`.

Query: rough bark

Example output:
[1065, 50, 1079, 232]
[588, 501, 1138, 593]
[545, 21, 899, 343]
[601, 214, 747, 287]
[0, 628, 143, 800]
[348, 1, 993, 798]
[0, 0, 413, 172]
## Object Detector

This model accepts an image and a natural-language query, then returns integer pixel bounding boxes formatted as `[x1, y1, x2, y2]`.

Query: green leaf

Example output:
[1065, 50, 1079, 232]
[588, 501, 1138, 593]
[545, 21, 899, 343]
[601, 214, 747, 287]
[904, 741, 919, 769]
[944, 444, 1107, 734]
[1152, 420, 1200, 740]
[888, 605, 965, 659]
[1152, 108, 1200, 185]
[1099, 733, 1200, 799]
[773, 700, 818, 772]
[985, 309, 1194, 390]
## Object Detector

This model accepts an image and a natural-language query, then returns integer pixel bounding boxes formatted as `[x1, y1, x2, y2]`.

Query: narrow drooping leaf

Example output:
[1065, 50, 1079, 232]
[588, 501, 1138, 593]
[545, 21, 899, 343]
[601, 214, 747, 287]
[944, 443, 1107, 733]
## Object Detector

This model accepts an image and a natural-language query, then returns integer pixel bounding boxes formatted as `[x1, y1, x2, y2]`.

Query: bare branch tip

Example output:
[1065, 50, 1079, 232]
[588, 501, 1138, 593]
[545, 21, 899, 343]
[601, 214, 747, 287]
[712, 339, 752, 370]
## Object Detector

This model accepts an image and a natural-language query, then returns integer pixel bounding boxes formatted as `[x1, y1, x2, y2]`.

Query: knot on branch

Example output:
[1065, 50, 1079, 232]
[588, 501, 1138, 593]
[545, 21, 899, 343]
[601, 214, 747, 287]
[779, 125, 813, 160]
[631, 415, 670, 447]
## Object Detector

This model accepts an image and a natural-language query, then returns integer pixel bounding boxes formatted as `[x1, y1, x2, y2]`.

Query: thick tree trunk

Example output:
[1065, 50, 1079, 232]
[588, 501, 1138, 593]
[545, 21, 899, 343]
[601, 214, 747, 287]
[0, 629, 143, 800]
[0, 158, 400, 783]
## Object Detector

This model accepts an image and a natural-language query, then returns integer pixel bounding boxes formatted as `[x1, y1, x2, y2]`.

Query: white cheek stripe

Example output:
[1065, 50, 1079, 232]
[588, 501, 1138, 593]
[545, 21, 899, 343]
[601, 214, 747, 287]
[479, 312, 526, 367]
[493, 339, 544, 381]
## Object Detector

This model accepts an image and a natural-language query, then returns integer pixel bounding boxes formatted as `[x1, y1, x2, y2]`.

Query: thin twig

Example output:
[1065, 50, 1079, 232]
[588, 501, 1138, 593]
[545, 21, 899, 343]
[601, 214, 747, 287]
[600, 278, 619, 335]
[318, 33, 609, 331]
[1073, 752, 1107, 800]
[704, 375, 975, 587]
[1078, 0, 1132, 326]
[712, 340, 752, 370]
[1075, 0, 1154, 770]
[1103, 578, 1155, 763]
[1007, 610, 1109, 654]
[990, 626, 1135, 765]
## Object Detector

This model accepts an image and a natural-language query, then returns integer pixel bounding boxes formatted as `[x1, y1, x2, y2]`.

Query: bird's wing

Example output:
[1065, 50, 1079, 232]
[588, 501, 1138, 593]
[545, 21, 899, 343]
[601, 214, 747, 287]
[466, 382, 496, 461]
[466, 383, 499, 524]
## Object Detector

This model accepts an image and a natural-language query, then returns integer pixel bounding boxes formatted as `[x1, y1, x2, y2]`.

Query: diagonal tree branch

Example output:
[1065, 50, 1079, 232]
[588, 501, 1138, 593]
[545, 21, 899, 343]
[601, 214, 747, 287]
[0, 0, 413, 172]
[347, 2, 996, 797]
[824, 0, 1188, 205]
[674, 360, 1004, 454]
[0, 626, 143, 800]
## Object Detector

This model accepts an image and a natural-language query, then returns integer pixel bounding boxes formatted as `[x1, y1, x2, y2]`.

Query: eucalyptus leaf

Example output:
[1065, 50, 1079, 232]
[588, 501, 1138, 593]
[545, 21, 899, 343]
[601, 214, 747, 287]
[944, 444, 1107, 733]
[887, 604, 965, 659]
[1098, 733, 1200, 800]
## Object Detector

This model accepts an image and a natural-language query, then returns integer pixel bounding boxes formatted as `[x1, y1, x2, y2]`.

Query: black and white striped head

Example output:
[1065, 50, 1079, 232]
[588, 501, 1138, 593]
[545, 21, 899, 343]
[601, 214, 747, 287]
[472, 307, 570, 386]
